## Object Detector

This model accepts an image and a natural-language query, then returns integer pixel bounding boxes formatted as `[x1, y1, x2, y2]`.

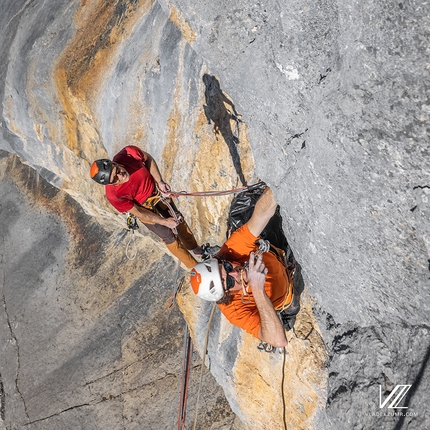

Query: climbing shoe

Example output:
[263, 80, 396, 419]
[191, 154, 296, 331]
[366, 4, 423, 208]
[279, 295, 300, 331]
[279, 314, 296, 331]
[200, 243, 221, 260]
[257, 341, 276, 353]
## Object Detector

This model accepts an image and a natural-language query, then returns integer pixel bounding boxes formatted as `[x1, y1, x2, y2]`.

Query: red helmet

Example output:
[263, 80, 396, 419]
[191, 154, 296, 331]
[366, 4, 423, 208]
[90, 159, 113, 185]
[190, 259, 224, 302]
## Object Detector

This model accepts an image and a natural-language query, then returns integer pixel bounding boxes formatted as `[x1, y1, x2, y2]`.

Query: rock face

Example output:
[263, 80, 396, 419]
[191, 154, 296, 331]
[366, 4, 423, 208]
[1, 0, 429, 429]
[0, 151, 243, 429]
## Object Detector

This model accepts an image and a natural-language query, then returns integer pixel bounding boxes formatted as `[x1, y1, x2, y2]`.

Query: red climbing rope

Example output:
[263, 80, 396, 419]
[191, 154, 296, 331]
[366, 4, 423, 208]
[177, 324, 194, 429]
[165, 181, 266, 199]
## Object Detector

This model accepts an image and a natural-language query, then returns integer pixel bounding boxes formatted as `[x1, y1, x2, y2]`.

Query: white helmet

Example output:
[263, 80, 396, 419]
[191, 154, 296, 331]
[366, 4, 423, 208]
[190, 258, 224, 302]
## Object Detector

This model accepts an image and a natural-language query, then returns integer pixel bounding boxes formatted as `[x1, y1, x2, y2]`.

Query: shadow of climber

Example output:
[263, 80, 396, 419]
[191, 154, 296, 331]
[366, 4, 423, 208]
[203, 74, 247, 186]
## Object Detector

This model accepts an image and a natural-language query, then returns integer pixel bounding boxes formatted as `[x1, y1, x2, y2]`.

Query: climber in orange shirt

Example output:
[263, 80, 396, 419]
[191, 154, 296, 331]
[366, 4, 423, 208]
[190, 187, 299, 349]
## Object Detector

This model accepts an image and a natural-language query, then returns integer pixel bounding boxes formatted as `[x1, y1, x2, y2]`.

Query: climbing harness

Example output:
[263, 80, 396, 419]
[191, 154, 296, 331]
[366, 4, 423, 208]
[271, 244, 296, 313]
[125, 213, 139, 260]
[125, 186, 184, 299]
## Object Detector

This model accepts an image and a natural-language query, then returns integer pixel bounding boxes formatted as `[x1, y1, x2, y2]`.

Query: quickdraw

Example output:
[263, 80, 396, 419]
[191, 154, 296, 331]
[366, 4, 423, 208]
[240, 239, 271, 304]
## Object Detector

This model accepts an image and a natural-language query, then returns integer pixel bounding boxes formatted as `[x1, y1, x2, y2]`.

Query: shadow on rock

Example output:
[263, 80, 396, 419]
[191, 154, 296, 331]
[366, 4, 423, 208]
[202, 74, 247, 186]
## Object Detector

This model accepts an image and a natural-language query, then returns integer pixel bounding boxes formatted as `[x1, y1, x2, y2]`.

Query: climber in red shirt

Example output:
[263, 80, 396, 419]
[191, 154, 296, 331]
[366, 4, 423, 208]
[90, 145, 202, 268]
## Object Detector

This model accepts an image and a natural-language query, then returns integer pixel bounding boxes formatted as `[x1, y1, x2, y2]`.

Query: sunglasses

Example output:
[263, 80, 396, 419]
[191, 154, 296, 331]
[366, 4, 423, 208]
[221, 260, 235, 290]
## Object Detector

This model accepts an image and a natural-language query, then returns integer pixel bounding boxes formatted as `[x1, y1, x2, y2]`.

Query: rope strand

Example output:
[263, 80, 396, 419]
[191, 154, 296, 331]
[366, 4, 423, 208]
[125, 230, 136, 260]
[281, 345, 288, 430]
[191, 303, 217, 430]
[166, 181, 265, 199]
[177, 323, 193, 429]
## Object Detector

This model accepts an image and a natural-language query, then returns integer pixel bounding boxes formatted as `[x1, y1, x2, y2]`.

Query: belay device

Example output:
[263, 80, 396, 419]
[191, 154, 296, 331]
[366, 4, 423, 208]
[125, 214, 139, 260]
[127, 214, 139, 231]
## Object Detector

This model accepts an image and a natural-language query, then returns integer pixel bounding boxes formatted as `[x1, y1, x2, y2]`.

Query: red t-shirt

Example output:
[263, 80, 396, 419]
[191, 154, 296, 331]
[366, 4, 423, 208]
[105, 146, 156, 212]
[217, 224, 292, 339]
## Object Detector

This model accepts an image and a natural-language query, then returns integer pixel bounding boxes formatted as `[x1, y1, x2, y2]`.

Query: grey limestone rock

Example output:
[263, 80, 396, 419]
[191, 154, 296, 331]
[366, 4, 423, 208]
[0, 0, 429, 428]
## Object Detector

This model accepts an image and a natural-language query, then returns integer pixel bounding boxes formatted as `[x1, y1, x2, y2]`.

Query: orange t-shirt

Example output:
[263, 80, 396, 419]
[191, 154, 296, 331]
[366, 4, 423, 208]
[217, 224, 292, 339]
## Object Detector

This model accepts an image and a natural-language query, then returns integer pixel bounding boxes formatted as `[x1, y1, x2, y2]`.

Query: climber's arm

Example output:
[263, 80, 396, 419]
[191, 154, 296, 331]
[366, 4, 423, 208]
[142, 151, 170, 195]
[128, 204, 178, 229]
[246, 187, 277, 238]
[248, 253, 287, 348]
